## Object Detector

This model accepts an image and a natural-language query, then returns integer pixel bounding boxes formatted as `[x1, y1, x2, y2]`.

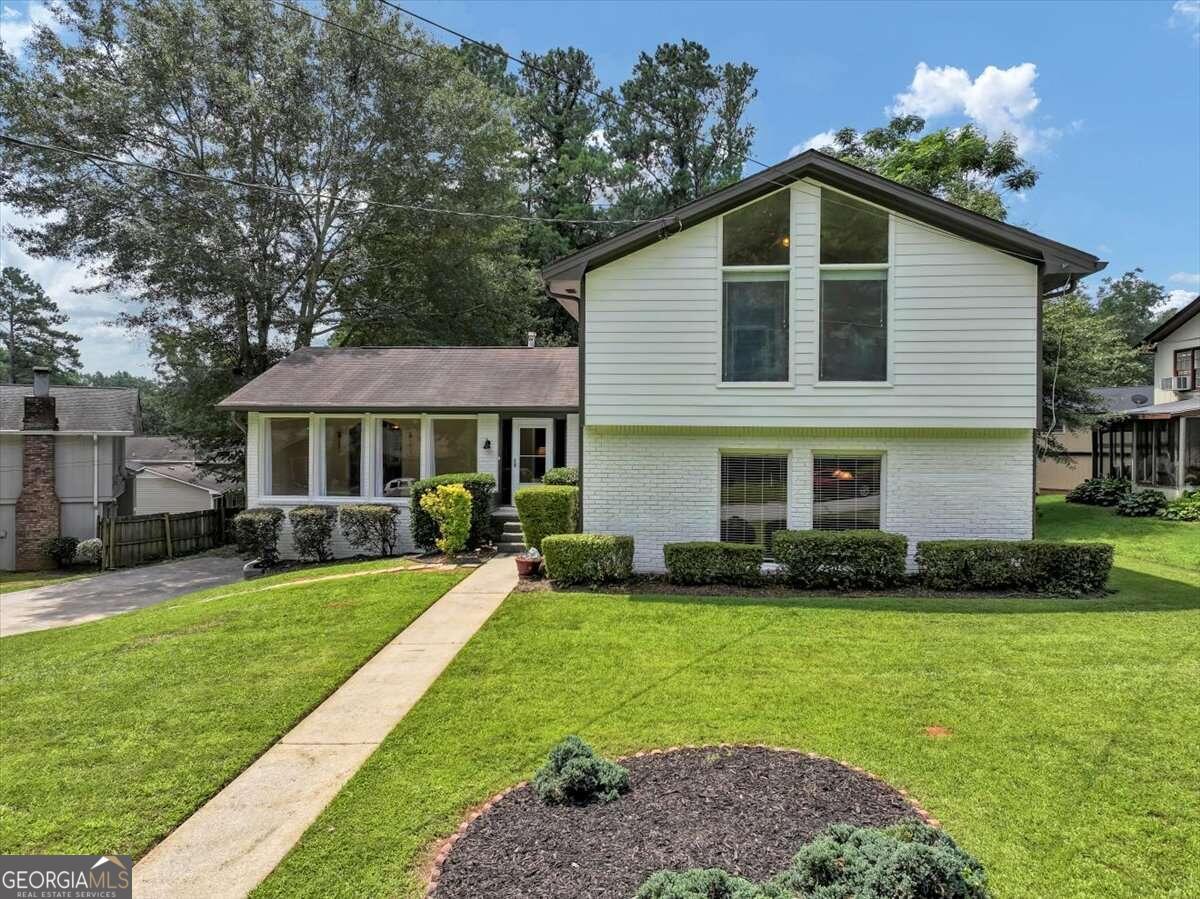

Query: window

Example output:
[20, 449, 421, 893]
[720, 454, 788, 553]
[721, 192, 790, 383]
[518, 426, 549, 484]
[819, 191, 889, 382]
[268, 418, 309, 496]
[433, 418, 477, 475]
[1186, 419, 1200, 488]
[323, 418, 362, 496]
[1175, 348, 1197, 386]
[380, 418, 420, 497]
[1136, 419, 1178, 488]
[812, 455, 881, 530]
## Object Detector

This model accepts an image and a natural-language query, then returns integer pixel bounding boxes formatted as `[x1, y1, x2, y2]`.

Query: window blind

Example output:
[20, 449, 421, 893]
[720, 454, 788, 553]
[812, 456, 882, 530]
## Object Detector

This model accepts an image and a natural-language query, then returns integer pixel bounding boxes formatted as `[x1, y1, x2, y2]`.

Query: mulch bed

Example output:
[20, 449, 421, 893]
[428, 746, 927, 899]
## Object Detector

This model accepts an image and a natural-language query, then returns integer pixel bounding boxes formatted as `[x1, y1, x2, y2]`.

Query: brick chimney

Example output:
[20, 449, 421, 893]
[15, 366, 60, 571]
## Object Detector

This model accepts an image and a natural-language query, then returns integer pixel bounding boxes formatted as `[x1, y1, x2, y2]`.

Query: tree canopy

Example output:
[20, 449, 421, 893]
[0, 266, 82, 384]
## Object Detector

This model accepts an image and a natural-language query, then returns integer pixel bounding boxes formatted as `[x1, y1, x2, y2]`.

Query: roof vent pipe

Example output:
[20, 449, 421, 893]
[527, 331, 536, 348]
[32, 366, 50, 397]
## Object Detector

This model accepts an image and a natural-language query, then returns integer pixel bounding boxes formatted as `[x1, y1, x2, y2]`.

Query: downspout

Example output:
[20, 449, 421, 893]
[543, 277, 585, 531]
[93, 432, 99, 527]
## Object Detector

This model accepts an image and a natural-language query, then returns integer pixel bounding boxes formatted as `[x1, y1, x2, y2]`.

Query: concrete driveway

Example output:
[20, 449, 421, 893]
[1, 554, 247, 637]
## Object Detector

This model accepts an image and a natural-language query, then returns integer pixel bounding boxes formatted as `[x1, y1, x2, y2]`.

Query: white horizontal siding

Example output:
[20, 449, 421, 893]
[1153, 311, 1199, 404]
[133, 472, 213, 516]
[584, 179, 1038, 429]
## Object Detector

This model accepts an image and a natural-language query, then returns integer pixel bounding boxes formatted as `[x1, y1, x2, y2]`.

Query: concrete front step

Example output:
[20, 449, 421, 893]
[497, 541, 526, 552]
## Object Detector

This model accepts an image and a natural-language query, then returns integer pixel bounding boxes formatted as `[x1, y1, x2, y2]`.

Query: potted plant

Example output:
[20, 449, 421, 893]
[515, 546, 542, 578]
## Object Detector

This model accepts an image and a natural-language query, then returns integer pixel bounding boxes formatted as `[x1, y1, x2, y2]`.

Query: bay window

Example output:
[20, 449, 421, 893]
[721, 191, 790, 383]
[268, 417, 309, 496]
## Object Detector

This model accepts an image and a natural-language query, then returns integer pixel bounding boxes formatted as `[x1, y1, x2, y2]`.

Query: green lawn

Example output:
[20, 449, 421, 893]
[0, 569, 95, 593]
[255, 499, 1199, 899]
[0, 563, 466, 858]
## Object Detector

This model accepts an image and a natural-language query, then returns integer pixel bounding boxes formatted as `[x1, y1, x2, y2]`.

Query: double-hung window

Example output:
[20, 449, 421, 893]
[818, 191, 889, 382]
[1174, 348, 1197, 388]
[721, 190, 790, 383]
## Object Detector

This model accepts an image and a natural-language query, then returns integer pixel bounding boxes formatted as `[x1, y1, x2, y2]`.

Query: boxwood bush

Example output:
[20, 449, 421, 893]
[339, 504, 401, 557]
[542, 533, 634, 585]
[542, 465, 579, 486]
[915, 539, 1112, 595]
[287, 505, 337, 562]
[410, 472, 495, 550]
[663, 541, 763, 585]
[1115, 489, 1167, 517]
[40, 535, 80, 569]
[532, 735, 629, 805]
[234, 507, 285, 565]
[514, 485, 579, 551]
[1065, 477, 1131, 506]
[772, 530, 908, 590]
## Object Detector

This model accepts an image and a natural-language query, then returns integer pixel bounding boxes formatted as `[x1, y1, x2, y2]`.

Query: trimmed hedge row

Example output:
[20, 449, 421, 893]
[542, 466, 579, 486]
[514, 485, 580, 551]
[915, 539, 1112, 595]
[234, 507, 285, 566]
[663, 541, 763, 585]
[773, 530, 908, 590]
[288, 505, 337, 562]
[542, 534, 634, 585]
[410, 472, 496, 550]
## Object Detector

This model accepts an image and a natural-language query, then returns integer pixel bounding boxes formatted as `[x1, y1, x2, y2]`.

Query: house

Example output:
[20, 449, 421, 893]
[0, 368, 140, 570]
[221, 151, 1104, 569]
[1093, 295, 1200, 495]
[1037, 386, 1152, 492]
[125, 437, 243, 516]
[217, 347, 578, 556]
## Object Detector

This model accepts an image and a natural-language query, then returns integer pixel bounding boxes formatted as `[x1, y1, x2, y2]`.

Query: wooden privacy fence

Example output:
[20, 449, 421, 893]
[97, 506, 238, 570]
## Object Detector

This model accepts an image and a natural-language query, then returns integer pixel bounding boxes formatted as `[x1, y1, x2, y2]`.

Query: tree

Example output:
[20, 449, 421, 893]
[604, 40, 757, 219]
[79, 370, 169, 435]
[1094, 269, 1175, 381]
[818, 116, 1037, 220]
[0, 266, 82, 384]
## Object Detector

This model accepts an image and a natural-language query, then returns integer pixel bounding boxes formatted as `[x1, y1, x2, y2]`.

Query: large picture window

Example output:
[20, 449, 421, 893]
[268, 418, 309, 496]
[720, 454, 788, 553]
[721, 192, 790, 383]
[812, 455, 882, 530]
[380, 418, 421, 497]
[433, 418, 477, 475]
[323, 418, 362, 496]
[819, 191, 889, 382]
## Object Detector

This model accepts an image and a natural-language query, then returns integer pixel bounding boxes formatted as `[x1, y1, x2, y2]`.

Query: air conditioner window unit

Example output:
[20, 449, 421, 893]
[1175, 375, 1193, 391]
[1161, 377, 1175, 390]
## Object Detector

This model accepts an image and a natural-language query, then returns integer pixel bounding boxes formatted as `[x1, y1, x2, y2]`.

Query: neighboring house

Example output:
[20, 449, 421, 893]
[1037, 387, 1152, 492]
[217, 347, 578, 557]
[1, 368, 140, 571]
[1093, 295, 1200, 496]
[125, 436, 242, 515]
[221, 151, 1104, 569]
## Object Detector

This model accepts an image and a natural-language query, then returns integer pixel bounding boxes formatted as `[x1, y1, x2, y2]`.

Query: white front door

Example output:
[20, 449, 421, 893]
[512, 418, 554, 493]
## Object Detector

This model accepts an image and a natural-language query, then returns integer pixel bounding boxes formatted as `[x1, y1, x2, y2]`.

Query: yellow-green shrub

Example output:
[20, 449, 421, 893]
[419, 484, 473, 556]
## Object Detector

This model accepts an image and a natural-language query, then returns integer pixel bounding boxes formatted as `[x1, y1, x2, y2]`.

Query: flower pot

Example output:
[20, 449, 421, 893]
[515, 556, 541, 579]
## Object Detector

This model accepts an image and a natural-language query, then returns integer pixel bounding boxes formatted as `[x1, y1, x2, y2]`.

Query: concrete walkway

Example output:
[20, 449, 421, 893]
[133, 554, 517, 899]
[0, 554, 247, 637]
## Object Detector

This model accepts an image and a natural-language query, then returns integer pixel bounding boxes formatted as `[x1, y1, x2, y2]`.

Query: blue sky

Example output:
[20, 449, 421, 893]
[1, 0, 1198, 375]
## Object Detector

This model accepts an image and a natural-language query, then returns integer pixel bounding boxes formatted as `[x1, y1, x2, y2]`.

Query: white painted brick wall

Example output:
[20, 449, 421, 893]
[267, 500, 416, 561]
[583, 429, 1033, 572]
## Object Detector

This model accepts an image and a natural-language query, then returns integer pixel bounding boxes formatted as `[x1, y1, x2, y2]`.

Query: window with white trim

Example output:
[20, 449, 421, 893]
[323, 417, 363, 497]
[267, 417, 309, 496]
[819, 191, 889, 382]
[720, 454, 788, 552]
[721, 191, 790, 382]
[432, 418, 477, 475]
[380, 418, 421, 497]
[812, 455, 882, 530]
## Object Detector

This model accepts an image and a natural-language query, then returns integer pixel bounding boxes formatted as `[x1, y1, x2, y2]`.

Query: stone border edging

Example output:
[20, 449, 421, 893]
[423, 743, 938, 897]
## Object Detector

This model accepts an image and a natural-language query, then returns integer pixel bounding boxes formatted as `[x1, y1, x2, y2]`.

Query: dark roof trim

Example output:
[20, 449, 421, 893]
[1139, 294, 1200, 345]
[541, 150, 1105, 290]
[222, 405, 579, 414]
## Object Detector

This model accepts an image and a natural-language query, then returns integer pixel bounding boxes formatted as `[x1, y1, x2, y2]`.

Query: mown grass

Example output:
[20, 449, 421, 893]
[0, 569, 95, 593]
[0, 563, 466, 858]
[255, 499, 1199, 899]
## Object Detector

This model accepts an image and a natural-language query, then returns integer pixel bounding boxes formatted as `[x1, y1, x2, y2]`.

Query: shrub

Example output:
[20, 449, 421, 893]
[1065, 477, 1131, 506]
[542, 534, 634, 585]
[772, 530, 908, 590]
[663, 542, 763, 585]
[514, 485, 579, 551]
[410, 473, 496, 550]
[532, 735, 630, 805]
[287, 505, 337, 562]
[542, 465, 579, 486]
[74, 537, 103, 567]
[915, 539, 1112, 595]
[1115, 489, 1167, 517]
[234, 507, 285, 566]
[40, 536, 79, 569]
[634, 869, 778, 899]
[1159, 489, 1200, 521]
[339, 504, 402, 557]
[419, 484, 472, 556]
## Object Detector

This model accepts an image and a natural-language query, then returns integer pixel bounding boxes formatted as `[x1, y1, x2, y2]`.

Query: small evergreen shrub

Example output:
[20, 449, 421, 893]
[1065, 477, 1131, 506]
[542, 533, 634, 585]
[40, 536, 80, 569]
[410, 473, 495, 550]
[74, 537, 103, 567]
[339, 504, 402, 557]
[532, 735, 630, 805]
[514, 485, 579, 551]
[772, 530, 908, 590]
[663, 542, 763, 585]
[542, 465, 579, 486]
[915, 539, 1112, 595]
[635, 869, 779, 899]
[1159, 489, 1200, 521]
[234, 507, 285, 565]
[1115, 489, 1167, 517]
[287, 505, 337, 562]
[419, 484, 473, 556]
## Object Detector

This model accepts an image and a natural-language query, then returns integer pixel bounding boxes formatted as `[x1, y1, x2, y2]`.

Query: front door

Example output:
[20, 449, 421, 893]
[512, 418, 554, 494]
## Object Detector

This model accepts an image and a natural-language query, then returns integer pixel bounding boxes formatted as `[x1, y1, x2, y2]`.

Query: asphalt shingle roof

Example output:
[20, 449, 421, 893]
[0, 385, 140, 433]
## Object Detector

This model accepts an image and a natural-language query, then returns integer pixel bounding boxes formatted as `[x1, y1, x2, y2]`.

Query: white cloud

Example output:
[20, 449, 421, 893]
[1170, 1, 1200, 43]
[1168, 271, 1200, 287]
[1165, 289, 1197, 310]
[0, 1, 61, 55]
[889, 62, 1059, 154]
[788, 130, 838, 157]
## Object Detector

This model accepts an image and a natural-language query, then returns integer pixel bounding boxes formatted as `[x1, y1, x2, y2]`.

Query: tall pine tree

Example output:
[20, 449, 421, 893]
[0, 266, 82, 384]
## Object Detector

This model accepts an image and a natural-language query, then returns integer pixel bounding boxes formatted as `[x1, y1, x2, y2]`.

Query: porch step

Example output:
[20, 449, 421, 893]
[493, 513, 525, 553]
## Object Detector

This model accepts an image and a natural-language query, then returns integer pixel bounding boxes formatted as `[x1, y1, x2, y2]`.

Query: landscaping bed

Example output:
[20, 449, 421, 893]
[429, 746, 925, 899]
